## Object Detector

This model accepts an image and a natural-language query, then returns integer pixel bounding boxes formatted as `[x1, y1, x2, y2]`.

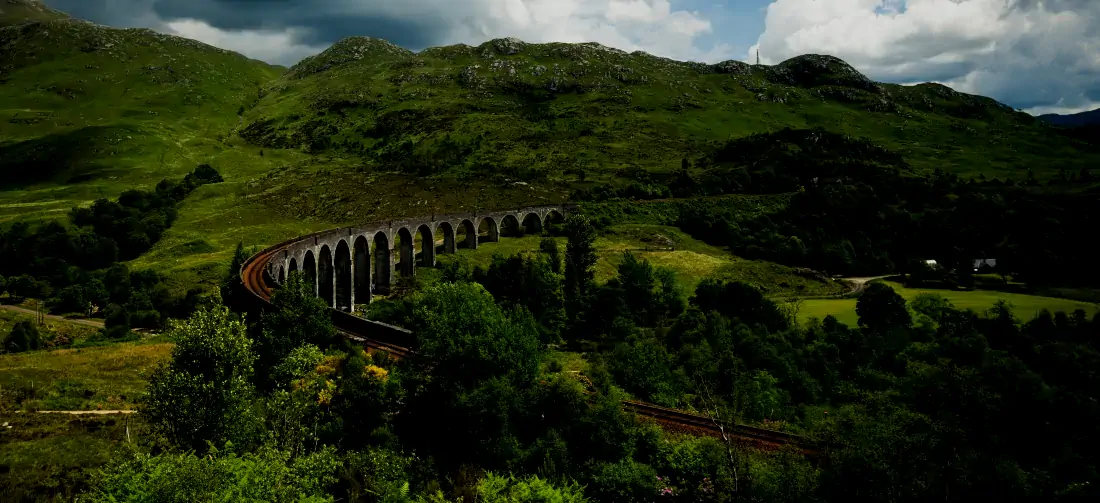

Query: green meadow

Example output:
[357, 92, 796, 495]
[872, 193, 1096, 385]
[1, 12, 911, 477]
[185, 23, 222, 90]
[795, 281, 1100, 327]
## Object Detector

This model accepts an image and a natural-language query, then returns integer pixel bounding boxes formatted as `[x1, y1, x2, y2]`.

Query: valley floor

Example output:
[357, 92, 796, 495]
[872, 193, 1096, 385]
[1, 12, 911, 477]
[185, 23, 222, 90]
[795, 281, 1099, 327]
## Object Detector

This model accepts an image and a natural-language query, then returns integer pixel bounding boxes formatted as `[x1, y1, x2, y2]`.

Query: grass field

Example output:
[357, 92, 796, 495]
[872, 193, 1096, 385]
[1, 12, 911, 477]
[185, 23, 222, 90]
[0, 309, 102, 348]
[428, 223, 848, 299]
[0, 339, 173, 412]
[794, 281, 1100, 327]
[0, 413, 151, 502]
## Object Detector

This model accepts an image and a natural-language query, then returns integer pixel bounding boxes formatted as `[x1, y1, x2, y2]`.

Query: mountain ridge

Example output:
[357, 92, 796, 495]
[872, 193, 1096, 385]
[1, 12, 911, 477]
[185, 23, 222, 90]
[0, 0, 68, 26]
[1039, 107, 1100, 128]
[239, 33, 1085, 185]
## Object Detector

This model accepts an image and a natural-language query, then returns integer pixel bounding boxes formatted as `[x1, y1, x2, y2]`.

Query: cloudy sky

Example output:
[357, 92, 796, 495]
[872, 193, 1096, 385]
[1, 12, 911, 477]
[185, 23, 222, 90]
[41, 0, 1100, 115]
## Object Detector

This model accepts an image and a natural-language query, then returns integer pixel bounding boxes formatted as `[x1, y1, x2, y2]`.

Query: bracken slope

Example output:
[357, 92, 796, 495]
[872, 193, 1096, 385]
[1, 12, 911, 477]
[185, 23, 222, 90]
[0, 0, 281, 188]
[239, 36, 1098, 182]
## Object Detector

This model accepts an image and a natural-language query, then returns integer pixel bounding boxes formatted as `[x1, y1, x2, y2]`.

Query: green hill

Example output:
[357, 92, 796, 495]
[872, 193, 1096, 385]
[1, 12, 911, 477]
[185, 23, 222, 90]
[1, 3, 1097, 289]
[239, 36, 1097, 186]
[0, 0, 67, 25]
[0, 0, 282, 207]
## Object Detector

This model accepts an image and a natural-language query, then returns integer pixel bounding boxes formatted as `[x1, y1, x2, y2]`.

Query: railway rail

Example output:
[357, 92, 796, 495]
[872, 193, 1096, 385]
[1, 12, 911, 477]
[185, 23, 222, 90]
[241, 234, 818, 455]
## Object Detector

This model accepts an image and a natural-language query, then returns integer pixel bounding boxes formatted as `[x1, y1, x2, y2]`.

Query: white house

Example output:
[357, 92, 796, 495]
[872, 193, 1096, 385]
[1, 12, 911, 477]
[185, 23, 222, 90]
[973, 258, 997, 272]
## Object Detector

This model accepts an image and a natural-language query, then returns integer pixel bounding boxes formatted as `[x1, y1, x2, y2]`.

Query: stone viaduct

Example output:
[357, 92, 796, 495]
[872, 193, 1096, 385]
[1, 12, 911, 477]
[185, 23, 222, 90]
[265, 204, 572, 311]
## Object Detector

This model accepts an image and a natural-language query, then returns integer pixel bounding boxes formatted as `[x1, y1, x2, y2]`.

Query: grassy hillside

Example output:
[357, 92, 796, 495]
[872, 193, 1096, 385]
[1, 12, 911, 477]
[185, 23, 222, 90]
[421, 222, 848, 299]
[0, 1, 284, 220]
[2, 2, 1097, 291]
[0, 0, 67, 24]
[240, 36, 1098, 187]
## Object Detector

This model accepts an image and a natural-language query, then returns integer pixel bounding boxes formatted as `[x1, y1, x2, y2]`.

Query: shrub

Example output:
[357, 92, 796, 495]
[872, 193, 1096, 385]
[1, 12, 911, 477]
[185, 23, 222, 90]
[4, 320, 42, 353]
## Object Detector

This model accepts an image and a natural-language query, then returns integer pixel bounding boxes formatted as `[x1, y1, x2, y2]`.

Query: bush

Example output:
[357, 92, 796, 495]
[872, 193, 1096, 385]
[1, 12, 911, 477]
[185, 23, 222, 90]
[477, 472, 589, 503]
[587, 459, 658, 503]
[4, 320, 42, 353]
[143, 305, 261, 452]
[83, 446, 339, 502]
[104, 303, 132, 339]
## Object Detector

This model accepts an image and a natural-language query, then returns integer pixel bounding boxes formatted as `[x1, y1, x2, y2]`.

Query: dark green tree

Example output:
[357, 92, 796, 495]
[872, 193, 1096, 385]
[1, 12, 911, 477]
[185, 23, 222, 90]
[691, 279, 788, 332]
[398, 282, 542, 468]
[104, 303, 132, 339]
[4, 320, 41, 353]
[856, 282, 912, 333]
[222, 241, 249, 311]
[256, 271, 338, 389]
[406, 282, 540, 390]
[143, 304, 261, 452]
[564, 215, 598, 297]
[540, 237, 562, 274]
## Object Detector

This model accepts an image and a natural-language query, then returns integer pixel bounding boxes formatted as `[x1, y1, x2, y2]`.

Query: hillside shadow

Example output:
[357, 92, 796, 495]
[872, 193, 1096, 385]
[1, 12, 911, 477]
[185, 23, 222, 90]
[0, 125, 134, 190]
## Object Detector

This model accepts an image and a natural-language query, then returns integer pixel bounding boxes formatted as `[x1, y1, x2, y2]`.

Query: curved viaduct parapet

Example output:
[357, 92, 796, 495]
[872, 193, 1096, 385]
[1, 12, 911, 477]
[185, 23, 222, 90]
[259, 204, 572, 311]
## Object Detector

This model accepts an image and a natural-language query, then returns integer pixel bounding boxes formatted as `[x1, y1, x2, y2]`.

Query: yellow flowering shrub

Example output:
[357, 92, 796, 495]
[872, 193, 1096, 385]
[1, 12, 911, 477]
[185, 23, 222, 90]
[363, 364, 389, 381]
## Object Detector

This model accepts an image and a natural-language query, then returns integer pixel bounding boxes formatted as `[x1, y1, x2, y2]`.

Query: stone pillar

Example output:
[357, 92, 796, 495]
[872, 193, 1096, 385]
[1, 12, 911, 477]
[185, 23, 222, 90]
[348, 258, 355, 312]
[488, 218, 499, 242]
[467, 220, 479, 250]
[389, 241, 397, 286]
[444, 227, 456, 254]
[422, 228, 436, 267]
[330, 259, 337, 309]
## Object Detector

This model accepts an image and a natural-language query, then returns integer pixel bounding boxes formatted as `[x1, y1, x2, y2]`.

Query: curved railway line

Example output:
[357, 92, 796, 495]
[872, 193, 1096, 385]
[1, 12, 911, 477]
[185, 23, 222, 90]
[240, 224, 819, 456]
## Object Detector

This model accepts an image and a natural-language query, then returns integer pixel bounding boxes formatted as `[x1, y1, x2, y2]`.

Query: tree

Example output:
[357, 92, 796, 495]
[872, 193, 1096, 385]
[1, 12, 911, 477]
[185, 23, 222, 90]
[691, 279, 788, 332]
[256, 271, 339, 389]
[564, 215, 598, 300]
[654, 268, 686, 325]
[7, 274, 45, 300]
[104, 303, 132, 339]
[406, 282, 540, 390]
[143, 304, 261, 452]
[856, 282, 912, 333]
[50, 284, 89, 315]
[4, 321, 41, 353]
[540, 237, 562, 274]
[222, 241, 249, 311]
[613, 252, 657, 325]
[400, 282, 542, 468]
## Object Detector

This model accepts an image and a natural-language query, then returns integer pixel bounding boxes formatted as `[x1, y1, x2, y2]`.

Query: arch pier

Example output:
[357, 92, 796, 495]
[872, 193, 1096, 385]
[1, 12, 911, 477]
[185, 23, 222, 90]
[268, 205, 571, 311]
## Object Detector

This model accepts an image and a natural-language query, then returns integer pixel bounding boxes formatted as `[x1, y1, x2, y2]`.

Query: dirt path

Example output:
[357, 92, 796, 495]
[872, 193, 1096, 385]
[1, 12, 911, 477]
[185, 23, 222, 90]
[35, 410, 136, 415]
[0, 303, 105, 328]
[839, 275, 893, 294]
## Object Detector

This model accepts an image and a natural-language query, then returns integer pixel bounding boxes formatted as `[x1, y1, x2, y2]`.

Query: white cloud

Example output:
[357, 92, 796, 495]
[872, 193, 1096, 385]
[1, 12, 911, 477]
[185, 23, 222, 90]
[749, 0, 1100, 114]
[425, 0, 731, 62]
[163, 19, 328, 65]
[161, 0, 732, 65]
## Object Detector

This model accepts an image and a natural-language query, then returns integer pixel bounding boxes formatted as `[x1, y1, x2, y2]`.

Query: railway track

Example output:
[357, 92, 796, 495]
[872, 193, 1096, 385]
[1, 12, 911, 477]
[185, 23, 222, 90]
[240, 238, 818, 455]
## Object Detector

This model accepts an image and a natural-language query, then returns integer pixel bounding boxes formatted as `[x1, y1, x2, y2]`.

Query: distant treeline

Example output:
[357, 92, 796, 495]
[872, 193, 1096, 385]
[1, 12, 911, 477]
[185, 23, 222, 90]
[574, 128, 1100, 285]
[0, 165, 223, 348]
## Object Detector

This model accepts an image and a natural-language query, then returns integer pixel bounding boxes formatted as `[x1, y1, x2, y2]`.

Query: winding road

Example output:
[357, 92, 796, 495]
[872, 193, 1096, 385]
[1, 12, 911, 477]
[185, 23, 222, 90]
[0, 303, 104, 328]
[239, 216, 818, 456]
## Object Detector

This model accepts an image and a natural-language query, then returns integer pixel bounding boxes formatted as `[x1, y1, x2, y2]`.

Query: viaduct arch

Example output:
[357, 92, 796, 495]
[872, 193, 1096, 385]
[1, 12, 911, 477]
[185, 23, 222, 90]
[267, 205, 571, 311]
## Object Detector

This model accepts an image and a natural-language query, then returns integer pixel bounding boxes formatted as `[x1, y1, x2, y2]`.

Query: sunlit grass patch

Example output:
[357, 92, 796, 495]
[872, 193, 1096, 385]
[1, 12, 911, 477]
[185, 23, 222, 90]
[428, 224, 847, 298]
[542, 350, 589, 374]
[795, 281, 1100, 327]
[0, 341, 173, 411]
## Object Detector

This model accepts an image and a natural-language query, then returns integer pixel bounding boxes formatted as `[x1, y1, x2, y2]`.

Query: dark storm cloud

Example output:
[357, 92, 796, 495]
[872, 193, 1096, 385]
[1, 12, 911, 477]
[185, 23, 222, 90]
[44, 0, 446, 49]
[44, 0, 167, 28]
[151, 0, 447, 48]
